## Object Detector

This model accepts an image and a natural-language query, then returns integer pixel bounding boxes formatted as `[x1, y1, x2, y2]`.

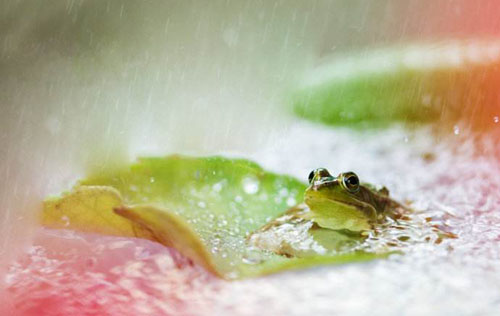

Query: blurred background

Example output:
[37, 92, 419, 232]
[1, 0, 500, 308]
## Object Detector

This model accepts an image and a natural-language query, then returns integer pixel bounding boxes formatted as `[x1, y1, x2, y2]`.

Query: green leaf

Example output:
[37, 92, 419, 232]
[293, 40, 500, 130]
[42, 155, 388, 279]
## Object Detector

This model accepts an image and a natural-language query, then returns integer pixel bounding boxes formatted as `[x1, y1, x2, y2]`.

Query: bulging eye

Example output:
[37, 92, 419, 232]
[341, 172, 360, 193]
[308, 168, 332, 184]
[308, 170, 315, 184]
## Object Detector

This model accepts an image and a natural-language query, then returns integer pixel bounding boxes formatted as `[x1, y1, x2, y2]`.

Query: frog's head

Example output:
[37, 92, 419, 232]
[304, 168, 388, 231]
[306, 168, 363, 202]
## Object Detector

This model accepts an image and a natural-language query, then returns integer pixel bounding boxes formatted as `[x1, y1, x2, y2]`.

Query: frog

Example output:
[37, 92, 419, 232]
[248, 168, 407, 258]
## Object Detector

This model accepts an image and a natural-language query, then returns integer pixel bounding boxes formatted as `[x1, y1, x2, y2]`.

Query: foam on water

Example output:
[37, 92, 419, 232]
[5, 122, 500, 316]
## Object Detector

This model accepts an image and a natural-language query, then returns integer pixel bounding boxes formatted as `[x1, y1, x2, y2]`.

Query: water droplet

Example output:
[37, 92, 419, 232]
[218, 219, 228, 227]
[134, 247, 151, 259]
[242, 177, 260, 194]
[107, 240, 134, 250]
[149, 177, 155, 183]
[453, 125, 460, 135]
[278, 188, 289, 197]
[212, 182, 223, 192]
[494, 116, 499, 123]
[61, 215, 70, 227]
[242, 247, 265, 264]
[197, 201, 206, 208]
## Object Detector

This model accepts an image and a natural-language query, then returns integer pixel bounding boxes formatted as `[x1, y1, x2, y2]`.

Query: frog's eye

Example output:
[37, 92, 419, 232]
[308, 168, 332, 184]
[341, 172, 360, 193]
[308, 170, 315, 184]
[316, 168, 331, 178]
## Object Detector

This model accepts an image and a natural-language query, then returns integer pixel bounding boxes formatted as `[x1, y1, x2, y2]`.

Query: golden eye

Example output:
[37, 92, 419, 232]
[341, 172, 360, 193]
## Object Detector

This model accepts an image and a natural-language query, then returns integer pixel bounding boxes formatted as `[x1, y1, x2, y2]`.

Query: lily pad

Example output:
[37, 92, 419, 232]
[293, 40, 500, 130]
[42, 155, 387, 279]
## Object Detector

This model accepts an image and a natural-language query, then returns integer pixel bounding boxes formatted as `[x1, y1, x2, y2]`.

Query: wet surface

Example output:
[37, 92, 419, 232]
[5, 122, 500, 316]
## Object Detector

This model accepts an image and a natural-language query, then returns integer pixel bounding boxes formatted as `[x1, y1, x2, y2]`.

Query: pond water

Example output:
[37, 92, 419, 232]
[5, 122, 500, 316]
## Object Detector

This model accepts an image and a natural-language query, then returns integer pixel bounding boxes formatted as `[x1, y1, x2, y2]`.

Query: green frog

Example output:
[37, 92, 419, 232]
[248, 168, 407, 257]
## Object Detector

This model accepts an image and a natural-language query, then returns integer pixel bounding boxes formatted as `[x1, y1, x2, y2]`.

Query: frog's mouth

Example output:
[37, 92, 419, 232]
[305, 191, 361, 209]
[307, 183, 355, 205]
[306, 180, 367, 211]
